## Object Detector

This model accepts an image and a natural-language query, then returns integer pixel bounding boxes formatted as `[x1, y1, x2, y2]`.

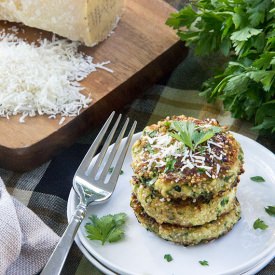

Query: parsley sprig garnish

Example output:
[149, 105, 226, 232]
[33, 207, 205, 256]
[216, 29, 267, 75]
[169, 121, 221, 151]
[85, 213, 127, 245]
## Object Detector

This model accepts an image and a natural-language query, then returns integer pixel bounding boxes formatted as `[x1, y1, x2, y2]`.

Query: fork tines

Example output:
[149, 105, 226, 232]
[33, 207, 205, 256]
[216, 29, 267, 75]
[75, 111, 136, 190]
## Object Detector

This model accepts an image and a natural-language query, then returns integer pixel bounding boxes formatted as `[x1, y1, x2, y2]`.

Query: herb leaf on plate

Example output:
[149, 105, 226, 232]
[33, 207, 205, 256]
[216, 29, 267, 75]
[250, 176, 265, 182]
[164, 254, 173, 262]
[199, 260, 209, 266]
[253, 218, 268, 230]
[265, 206, 275, 217]
[85, 213, 127, 245]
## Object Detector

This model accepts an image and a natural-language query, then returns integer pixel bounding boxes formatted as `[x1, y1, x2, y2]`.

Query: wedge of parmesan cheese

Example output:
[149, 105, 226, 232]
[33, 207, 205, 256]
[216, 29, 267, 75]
[0, 0, 124, 46]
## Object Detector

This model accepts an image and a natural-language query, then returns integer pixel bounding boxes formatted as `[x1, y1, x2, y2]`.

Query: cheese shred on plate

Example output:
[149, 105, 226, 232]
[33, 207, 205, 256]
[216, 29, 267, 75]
[0, 29, 113, 123]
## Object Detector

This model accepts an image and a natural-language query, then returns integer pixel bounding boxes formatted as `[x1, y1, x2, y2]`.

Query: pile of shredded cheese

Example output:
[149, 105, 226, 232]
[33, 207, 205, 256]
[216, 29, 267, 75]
[0, 28, 113, 123]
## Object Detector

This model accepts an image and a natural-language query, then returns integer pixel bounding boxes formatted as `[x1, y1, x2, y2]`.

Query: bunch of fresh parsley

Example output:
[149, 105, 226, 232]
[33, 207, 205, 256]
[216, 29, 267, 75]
[166, 0, 275, 134]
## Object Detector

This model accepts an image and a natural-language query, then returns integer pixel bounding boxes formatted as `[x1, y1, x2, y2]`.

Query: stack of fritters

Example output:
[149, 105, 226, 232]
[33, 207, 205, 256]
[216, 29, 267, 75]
[130, 115, 244, 246]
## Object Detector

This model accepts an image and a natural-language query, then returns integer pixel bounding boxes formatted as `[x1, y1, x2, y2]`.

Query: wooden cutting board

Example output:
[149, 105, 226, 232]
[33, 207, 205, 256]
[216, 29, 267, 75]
[0, 0, 187, 172]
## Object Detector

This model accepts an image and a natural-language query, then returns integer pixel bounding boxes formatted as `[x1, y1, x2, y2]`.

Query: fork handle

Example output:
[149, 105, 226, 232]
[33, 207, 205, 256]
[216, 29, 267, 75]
[41, 203, 87, 275]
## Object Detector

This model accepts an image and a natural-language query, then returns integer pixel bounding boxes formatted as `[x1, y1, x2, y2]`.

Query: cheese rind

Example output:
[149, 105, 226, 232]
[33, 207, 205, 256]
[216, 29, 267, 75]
[0, 0, 124, 46]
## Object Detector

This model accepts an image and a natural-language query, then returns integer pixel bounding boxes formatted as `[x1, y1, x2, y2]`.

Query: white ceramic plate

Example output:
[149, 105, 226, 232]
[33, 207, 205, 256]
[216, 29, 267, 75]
[67, 132, 275, 275]
[73, 234, 116, 275]
[242, 252, 274, 275]
[70, 226, 274, 275]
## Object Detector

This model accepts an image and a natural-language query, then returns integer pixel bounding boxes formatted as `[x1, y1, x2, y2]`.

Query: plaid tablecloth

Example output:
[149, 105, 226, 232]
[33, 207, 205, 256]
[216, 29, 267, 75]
[1, 49, 274, 275]
[1, 1, 275, 274]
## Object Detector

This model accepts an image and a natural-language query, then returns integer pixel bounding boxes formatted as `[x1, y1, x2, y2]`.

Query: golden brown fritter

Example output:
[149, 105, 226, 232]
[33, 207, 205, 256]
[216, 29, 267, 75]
[131, 115, 244, 200]
[132, 181, 237, 227]
[131, 194, 241, 246]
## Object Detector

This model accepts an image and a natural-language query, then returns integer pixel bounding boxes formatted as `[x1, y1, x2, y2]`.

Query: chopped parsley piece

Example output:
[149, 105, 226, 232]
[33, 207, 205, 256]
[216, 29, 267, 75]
[108, 167, 124, 175]
[224, 175, 233, 182]
[265, 206, 275, 217]
[253, 218, 268, 230]
[85, 213, 127, 245]
[148, 130, 158, 138]
[164, 254, 173, 262]
[164, 157, 176, 173]
[141, 177, 157, 187]
[201, 191, 213, 203]
[199, 260, 209, 266]
[250, 176, 265, 182]
[173, 185, 181, 192]
[220, 197, 229, 207]
[238, 154, 244, 161]
[198, 146, 207, 154]
[197, 167, 206, 174]
[145, 143, 154, 154]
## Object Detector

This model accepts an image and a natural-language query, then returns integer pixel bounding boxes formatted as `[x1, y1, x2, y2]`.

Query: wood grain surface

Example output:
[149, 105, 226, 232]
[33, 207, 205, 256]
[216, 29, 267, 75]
[0, 0, 188, 171]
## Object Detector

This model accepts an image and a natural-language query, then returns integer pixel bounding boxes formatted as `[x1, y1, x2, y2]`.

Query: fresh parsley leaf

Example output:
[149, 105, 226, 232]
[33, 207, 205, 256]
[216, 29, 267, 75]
[198, 146, 207, 154]
[163, 121, 171, 128]
[164, 157, 176, 173]
[220, 197, 229, 207]
[254, 100, 275, 133]
[85, 213, 127, 245]
[199, 260, 209, 266]
[171, 120, 194, 149]
[193, 126, 221, 149]
[197, 168, 206, 174]
[145, 143, 155, 154]
[170, 121, 221, 151]
[250, 176, 265, 182]
[253, 218, 268, 230]
[164, 254, 173, 262]
[148, 130, 158, 138]
[166, 5, 197, 29]
[265, 206, 275, 217]
[230, 27, 262, 42]
[224, 175, 233, 182]
[141, 177, 157, 187]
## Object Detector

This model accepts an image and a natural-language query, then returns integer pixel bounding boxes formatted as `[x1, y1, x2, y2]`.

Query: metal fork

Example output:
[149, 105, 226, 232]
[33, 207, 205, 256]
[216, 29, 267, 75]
[41, 111, 137, 275]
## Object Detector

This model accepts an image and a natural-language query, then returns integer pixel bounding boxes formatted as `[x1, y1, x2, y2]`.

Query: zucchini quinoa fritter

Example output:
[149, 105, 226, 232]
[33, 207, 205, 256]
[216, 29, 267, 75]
[133, 183, 238, 227]
[130, 115, 244, 245]
[131, 195, 241, 246]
